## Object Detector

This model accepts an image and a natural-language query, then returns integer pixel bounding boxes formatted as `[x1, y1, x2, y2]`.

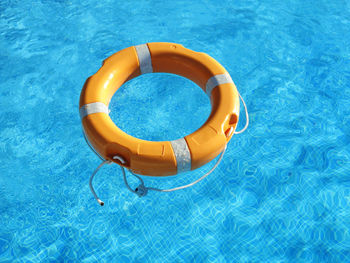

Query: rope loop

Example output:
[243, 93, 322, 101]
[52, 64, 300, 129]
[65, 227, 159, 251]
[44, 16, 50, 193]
[88, 144, 227, 204]
[86, 92, 248, 205]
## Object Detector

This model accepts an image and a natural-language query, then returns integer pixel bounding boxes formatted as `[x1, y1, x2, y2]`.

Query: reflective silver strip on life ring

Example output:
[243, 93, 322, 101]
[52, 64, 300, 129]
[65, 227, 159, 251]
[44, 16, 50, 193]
[205, 73, 233, 96]
[79, 102, 109, 119]
[135, 44, 153, 74]
[170, 138, 191, 173]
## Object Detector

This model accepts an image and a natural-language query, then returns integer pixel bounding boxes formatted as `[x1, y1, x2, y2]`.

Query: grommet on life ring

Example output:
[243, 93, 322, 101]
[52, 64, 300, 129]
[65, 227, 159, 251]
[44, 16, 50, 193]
[79, 42, 240, 176]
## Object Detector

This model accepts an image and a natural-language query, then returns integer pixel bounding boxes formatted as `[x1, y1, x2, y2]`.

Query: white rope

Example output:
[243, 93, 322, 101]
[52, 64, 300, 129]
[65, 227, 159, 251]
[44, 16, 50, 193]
[234, 92, 249, 134]
[89, 159, 111, 206]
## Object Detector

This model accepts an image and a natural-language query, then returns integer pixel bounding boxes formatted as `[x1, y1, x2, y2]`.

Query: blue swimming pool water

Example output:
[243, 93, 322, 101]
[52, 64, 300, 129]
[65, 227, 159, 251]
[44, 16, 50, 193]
[1, 0, 350, 262]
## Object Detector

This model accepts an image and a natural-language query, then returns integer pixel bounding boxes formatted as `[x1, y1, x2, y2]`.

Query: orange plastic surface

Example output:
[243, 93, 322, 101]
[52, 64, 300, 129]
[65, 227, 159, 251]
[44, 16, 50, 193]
[79, 43, 240, 176]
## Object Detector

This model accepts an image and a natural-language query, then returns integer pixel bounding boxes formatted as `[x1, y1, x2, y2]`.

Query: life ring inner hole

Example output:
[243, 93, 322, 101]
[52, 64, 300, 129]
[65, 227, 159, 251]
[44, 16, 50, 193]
[109, 72, 211, 142]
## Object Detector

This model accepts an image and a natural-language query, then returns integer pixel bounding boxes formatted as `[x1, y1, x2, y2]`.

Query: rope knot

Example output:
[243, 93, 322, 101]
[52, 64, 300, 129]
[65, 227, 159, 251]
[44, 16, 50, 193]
[135, 184, 148, 197]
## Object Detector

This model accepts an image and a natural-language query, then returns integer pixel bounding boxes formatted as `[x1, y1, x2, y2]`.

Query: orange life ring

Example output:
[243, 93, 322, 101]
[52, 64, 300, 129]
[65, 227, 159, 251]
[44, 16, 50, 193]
[79, 42, 240, 176]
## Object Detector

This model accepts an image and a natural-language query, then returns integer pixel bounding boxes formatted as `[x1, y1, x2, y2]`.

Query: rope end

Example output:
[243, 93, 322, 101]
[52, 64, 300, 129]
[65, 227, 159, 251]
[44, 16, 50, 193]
[97, 199, 104, 206]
